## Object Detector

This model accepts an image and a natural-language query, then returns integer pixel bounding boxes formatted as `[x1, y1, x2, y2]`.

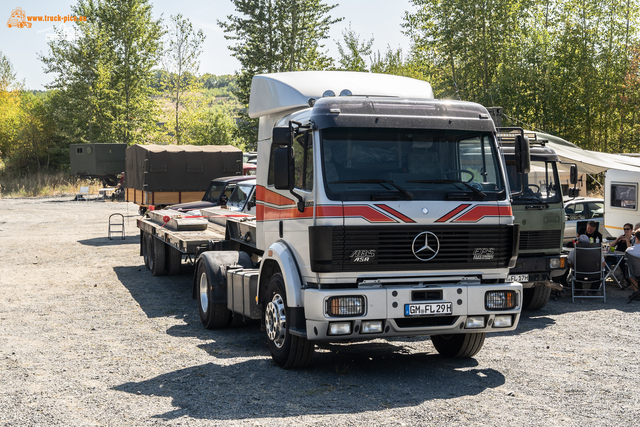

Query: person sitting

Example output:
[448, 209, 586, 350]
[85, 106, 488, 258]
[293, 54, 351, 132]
[631, 222, 640, 245]
[578, 220, 603, 243]
[568, 234, 604, 294]
[606, 223, 633, 285]
[624, 230, 640, 302]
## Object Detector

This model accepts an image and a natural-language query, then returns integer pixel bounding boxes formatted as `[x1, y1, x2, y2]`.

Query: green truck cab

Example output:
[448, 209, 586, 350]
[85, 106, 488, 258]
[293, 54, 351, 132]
[500, 130, 569, 309]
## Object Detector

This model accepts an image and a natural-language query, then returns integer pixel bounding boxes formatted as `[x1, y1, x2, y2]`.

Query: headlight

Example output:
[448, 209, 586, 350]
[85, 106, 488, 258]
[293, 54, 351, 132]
[485, 291, 517, 310]
[549, 257, 564, 269]
[326, 296, 365, 317]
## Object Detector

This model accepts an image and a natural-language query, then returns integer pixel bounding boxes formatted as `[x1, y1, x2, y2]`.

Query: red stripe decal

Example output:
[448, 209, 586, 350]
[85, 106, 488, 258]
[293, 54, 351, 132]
[257, 186, 296, 206]
[261, 205, 314, 220]
[454, 206, 512, 222]
[316, 205, 343, 217]
[343, 205, 396, 222]
[375, 204, 416, 223]
[436, 204, 471, 223]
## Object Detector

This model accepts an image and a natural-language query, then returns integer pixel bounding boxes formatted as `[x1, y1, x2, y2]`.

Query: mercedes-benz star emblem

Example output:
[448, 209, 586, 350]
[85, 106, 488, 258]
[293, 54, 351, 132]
[412, 231, 440, 261]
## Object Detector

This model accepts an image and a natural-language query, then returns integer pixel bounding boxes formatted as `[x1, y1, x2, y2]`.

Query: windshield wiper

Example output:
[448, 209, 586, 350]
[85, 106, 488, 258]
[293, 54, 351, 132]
[330, 179, 413, 200]
[407, 179, 487, 200]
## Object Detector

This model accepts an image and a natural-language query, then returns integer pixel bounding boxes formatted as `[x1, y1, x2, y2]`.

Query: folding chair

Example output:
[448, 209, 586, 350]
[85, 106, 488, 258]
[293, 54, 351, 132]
[571, 243, 605, 302]
[624, 251, 640, 303]
[76, 186, 89, 201]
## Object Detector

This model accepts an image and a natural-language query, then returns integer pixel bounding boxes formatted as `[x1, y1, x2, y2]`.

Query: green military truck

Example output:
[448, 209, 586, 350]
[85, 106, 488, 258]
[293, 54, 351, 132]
[499, 128, 575, 309]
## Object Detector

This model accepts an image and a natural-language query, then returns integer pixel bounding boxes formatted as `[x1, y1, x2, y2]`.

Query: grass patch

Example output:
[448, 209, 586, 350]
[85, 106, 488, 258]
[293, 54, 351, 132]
[0, 170, 103, 198]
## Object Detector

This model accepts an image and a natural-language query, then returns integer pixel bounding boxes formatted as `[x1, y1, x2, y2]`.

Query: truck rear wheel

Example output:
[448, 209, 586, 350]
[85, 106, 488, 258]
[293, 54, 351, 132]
[197, 261, 231, 329]
[265, 274, 314, 369]
[142, 232, 150, 269]
[523, 286, 551, 310]
[166, 246, 181, 275]
[431, 333, 485, 358]
[147, 236, 165, 276]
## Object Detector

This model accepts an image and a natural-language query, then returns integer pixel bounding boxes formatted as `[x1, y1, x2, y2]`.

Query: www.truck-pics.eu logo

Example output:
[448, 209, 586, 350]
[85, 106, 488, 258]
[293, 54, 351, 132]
[6, 7, 87, 28]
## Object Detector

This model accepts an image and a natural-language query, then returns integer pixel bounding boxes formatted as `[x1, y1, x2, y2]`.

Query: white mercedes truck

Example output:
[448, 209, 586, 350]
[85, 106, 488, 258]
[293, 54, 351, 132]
[138, 71, 527, 368]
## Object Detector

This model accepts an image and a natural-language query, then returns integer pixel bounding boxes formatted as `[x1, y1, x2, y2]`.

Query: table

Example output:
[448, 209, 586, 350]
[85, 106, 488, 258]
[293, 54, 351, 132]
[604, 250, 626, 288]
[97, 188, 116, 201]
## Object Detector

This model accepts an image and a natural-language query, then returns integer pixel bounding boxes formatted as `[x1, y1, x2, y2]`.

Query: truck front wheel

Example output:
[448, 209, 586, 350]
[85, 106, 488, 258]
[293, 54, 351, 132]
[265, 274, 314, 369]
[431, 332, 485, 358]
[523, 286, 551, 310]
[197, 262, 231, 329]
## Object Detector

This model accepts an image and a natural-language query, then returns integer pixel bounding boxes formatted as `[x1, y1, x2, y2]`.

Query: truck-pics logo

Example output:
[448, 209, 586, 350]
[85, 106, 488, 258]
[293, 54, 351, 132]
[473, 248, 495, 260]
[412, 231, 439, 261]
[350, 250, 376, 263]
[7, 7, 31, 28]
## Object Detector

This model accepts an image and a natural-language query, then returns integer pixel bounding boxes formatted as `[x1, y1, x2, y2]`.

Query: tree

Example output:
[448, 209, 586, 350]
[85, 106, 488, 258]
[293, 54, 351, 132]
[220, 0, 342, 147]
[162, 13, 206, 145]
[0, 52, 23, 161]
[335, 24, 373, 71]
[188, 107, 243, 149]
[40, 0, 163, 145]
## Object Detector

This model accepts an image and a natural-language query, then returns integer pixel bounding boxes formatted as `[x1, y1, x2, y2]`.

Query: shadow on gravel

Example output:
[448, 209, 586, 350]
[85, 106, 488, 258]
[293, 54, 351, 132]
[78, 236, 139, 246]
[113, 351, 505, 421]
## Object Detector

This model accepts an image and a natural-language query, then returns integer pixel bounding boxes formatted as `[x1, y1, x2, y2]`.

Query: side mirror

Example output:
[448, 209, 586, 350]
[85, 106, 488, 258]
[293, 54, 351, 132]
[273, 146, 293, 190]
[514, 135, 531, 174]
[568, 187, 580, 197]
[570, 164, 578, 185]
[247, 200, 256, 209]
[272, 127, 291, 145]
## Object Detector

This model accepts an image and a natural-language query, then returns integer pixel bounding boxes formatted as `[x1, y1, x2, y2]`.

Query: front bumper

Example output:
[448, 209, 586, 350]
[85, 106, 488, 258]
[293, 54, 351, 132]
[301, 282, 522, 341]
[509, 254, 568, 287]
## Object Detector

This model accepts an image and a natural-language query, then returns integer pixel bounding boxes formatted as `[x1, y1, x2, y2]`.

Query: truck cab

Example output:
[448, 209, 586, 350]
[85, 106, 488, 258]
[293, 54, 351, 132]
[500, 131, 568, 309]
[206, 71, 525, 367]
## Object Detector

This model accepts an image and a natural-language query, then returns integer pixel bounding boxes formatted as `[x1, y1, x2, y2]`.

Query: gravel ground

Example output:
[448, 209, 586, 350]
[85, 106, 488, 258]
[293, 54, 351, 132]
[0, 196, 639, 426]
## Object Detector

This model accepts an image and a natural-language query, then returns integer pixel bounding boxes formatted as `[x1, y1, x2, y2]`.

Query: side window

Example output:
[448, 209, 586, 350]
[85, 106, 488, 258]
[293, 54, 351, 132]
[572, 203, 586, 219]
[293, 132, 313, 191]
[588, 202, 604, 218]
[611, 183, 637, 209]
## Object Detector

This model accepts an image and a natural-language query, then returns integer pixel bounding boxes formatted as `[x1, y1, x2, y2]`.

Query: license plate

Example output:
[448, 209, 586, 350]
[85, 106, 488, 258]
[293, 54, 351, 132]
[404, 302, 452, 316]
[507, 274, 529, 282]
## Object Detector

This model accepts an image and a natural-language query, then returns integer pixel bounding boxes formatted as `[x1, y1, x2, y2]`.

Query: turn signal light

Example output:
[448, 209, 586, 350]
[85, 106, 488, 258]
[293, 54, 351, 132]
[326, 296, 365, 317]
[485, 291, 517, 310]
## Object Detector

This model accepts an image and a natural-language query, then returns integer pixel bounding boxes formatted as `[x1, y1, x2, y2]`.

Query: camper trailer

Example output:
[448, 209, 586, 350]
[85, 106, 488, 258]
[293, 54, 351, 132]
[604, 169, 639, 236]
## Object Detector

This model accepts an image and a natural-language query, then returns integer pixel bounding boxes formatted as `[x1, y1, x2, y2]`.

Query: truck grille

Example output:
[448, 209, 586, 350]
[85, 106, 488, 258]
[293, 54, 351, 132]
[519, 230, 561, 251]
[321, 225, 515, 273]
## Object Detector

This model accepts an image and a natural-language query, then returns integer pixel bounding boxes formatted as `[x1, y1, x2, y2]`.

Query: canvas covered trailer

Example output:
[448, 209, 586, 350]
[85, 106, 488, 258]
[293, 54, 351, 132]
[69, 143, 127, 186]
[124, 144, 243, 211]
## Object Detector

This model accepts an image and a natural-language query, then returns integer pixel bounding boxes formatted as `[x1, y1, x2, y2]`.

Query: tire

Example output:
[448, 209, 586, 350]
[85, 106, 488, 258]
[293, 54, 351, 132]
[264, 274, 314, 368]
[431, 333, 486, 358]
[147, 235, 165, 276]
[197, 261, 231, 329]
[166, 246, 181, 275]
[142, 232, 150, 270]
[523, 286, 551, 310]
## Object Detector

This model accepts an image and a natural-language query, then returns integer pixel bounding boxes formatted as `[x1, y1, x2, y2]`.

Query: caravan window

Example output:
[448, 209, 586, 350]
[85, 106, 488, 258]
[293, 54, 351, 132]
[610, 183, 637, 210]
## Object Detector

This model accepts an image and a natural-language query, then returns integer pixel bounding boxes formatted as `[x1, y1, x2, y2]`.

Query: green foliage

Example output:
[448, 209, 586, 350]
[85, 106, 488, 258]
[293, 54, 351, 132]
[219, 0, 343, 112]
[162, 13, 206, 144]
[335, 24, 373, 71]
[405, 0, 640, 153]
[187, 107, 244, 149]
[40, 0, 164, 146]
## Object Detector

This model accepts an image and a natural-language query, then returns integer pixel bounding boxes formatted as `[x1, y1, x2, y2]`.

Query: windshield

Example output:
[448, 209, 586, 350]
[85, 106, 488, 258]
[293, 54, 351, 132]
[506, 160, 562, 204]
[321, 128, 505, 201]
[203, 182, 232, 203]
[227, 183, 254, 210]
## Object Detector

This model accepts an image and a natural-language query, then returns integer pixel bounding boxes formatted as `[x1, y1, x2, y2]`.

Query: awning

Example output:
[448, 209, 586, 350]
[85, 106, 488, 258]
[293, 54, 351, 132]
[532, 132, 640, 174]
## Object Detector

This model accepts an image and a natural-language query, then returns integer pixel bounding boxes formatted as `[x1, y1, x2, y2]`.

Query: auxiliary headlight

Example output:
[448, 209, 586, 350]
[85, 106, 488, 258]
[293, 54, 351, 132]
[485, 291, 517, 310]
[465, 316, 485, 329]
[494, 315, 513, 328]
[361, 320, 383, 334]
[326, 296, 365, 317]
[328, 322, 352, 335]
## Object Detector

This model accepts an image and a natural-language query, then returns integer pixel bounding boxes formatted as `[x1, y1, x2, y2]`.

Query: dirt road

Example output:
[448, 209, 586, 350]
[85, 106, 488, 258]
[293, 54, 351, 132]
[0, 196, 638, 426]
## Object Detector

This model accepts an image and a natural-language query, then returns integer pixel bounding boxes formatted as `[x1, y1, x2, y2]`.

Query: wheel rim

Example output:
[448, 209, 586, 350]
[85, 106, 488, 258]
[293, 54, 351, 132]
[265, 293, 286, 348]
[199, 272, 209, 312]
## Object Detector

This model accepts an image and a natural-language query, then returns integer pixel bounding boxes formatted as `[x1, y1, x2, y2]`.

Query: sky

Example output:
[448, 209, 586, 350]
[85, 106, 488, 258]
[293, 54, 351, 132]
[0, 0, 415, 90]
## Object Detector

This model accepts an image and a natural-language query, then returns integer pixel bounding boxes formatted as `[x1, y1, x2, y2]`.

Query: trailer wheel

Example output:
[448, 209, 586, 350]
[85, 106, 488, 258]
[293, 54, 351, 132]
[431, 333, 485, 358]
[147, 235, 165, 276]
[265, 274, 314, 368]
[523, 286, 551, 310]
[197, 261, 231, 329]
[166, 245, 181, 275]
[142, 232, 150, 269]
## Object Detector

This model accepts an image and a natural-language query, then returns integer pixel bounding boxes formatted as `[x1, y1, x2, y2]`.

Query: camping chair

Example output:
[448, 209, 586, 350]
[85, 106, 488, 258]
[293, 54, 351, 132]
[624, 251, 640, 303]
[76, 186, 89, 201]
[571, 243, 605, 302]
